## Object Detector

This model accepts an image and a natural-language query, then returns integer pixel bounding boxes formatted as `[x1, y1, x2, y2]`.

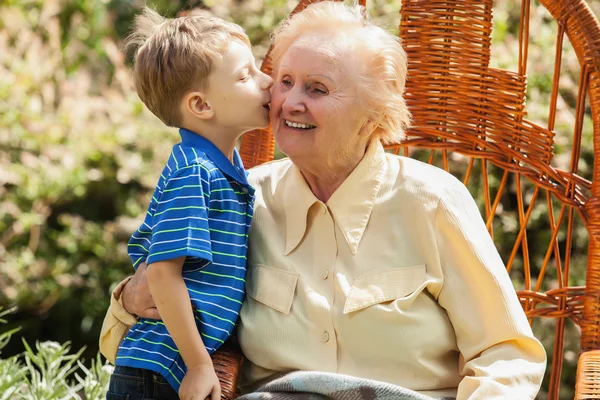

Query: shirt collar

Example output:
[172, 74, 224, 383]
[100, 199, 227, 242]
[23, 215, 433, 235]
[179, 128, 250, 187]
[283, 136, 387, 255]
[282, 164, 319, 256]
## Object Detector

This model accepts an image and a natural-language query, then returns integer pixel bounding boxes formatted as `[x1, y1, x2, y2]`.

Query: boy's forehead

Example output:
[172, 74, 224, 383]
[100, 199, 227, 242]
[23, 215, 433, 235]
[211, 40, 255, 76]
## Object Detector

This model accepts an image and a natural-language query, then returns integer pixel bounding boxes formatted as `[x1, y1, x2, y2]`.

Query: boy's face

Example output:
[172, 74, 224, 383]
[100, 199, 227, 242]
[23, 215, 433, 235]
[204, 40, 273, 135]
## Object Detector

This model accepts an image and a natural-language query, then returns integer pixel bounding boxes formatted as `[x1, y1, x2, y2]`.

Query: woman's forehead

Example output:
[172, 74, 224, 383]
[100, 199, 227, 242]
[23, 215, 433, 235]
[282, 40, 346, 70]
[279, 39, 362, 85]
[291, 32, 348, 55]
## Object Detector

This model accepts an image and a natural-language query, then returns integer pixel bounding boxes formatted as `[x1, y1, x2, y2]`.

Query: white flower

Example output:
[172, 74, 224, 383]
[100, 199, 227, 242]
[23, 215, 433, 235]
[102, 364, 115, 374]
[40, 341, 62, 351]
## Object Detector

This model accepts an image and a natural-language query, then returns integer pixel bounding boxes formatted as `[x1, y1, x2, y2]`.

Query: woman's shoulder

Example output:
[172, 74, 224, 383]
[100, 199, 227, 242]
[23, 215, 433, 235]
[388, 154, 468, 198]
[247, 158, 294, 189]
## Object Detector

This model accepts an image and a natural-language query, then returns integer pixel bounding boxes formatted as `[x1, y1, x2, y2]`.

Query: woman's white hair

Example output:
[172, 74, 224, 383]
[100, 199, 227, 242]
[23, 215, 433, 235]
[270, 1, 411, 144]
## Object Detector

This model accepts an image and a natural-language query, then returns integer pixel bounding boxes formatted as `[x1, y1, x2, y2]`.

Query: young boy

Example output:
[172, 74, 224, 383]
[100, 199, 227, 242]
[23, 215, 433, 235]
[106, 7, 272, 400]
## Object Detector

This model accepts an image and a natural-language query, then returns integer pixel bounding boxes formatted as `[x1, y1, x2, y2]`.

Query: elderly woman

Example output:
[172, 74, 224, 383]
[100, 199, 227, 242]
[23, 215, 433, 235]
[101, 2, 546, 399]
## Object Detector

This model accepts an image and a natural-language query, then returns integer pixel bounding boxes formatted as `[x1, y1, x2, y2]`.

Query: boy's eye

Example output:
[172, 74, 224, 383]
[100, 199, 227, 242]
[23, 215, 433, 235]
[281, 78, 292, 86]
[240, 74, 250, 81]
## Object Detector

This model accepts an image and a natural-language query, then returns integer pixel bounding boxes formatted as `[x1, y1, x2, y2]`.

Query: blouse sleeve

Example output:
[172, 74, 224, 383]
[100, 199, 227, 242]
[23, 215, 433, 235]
[99, 277, 137, 364]
[435, 179, 547, 400]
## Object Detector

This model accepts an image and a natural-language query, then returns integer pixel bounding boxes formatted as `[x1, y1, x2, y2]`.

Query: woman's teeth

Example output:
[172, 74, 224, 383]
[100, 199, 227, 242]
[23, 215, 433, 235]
[285, 120, 315, 129]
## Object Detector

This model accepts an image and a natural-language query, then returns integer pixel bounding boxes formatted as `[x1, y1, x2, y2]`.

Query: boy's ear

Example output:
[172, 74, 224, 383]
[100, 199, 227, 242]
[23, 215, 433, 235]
[184, 91, 214, 120]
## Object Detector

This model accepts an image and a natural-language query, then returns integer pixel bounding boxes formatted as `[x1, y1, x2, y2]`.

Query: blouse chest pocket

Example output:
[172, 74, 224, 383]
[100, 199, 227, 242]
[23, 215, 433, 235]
[246, 264, 299, 314]
[343, 265, 429, 314]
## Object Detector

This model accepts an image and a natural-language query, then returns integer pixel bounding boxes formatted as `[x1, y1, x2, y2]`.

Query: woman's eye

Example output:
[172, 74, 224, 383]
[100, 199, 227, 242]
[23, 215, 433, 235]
[281, 78, 292, 86]
[312, 87, 327, 94]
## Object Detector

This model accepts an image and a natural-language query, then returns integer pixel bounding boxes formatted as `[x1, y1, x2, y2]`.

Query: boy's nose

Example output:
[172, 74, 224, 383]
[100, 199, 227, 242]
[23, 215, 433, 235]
[261, 73, 274, 90]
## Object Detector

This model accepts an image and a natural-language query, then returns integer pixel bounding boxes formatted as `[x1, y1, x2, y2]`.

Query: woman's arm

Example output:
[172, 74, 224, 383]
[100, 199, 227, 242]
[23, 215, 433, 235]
[120, 262, 160, 319]
[99, 263, 158, 363]
[435, 179, 546, 400]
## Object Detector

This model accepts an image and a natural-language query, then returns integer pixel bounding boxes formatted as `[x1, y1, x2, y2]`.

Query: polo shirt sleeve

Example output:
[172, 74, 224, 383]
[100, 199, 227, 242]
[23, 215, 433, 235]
[147, 164, 212, 265]
[435, 179, 546, 399]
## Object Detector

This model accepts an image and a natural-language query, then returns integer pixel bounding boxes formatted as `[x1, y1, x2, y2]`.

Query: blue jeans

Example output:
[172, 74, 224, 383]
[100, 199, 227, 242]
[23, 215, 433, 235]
[106, 366, 179, 400]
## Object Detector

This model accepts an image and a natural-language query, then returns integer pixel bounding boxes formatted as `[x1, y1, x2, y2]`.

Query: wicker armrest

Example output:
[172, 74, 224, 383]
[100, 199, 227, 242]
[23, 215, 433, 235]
[575, 350, 600, 399]
[212, 338, 243, 400]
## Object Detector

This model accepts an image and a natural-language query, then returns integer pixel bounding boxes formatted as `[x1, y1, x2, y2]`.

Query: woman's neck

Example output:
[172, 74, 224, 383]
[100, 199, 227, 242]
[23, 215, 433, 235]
[293, 145, 368, 203]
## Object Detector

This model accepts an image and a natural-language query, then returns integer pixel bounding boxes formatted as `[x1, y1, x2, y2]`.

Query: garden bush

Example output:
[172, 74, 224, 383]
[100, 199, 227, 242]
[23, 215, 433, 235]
[0, 307, 111, 399]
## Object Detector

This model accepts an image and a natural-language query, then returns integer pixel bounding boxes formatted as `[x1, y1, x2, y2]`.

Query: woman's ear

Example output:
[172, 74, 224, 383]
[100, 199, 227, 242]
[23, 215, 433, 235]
[359, 119, 377, 138]
[184, 91, 214, 120]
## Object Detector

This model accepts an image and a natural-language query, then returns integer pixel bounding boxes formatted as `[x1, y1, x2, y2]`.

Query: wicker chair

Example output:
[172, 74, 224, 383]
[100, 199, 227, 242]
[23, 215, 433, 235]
[210, 0, 600, 398]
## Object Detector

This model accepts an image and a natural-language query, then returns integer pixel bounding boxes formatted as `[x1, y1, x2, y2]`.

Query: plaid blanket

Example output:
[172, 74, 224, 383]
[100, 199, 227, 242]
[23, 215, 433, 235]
[236, 371, 456, 400]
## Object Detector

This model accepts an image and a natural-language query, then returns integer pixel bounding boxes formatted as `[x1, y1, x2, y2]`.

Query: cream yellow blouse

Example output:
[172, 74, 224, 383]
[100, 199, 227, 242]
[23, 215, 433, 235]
[238, 138, 545, 399]
[100, 138, 546, 399]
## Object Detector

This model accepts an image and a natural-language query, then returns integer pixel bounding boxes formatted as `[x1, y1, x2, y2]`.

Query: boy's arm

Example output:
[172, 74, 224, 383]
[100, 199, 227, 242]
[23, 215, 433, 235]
[147, 256, 212, 369]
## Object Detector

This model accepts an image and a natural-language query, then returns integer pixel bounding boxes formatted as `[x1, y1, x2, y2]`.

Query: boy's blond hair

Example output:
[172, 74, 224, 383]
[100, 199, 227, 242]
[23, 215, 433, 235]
[125, 8, 251, 127]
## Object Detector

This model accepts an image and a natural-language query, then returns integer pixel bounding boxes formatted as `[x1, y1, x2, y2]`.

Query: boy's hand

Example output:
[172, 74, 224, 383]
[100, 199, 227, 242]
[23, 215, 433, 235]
[179, 363, 221, 400]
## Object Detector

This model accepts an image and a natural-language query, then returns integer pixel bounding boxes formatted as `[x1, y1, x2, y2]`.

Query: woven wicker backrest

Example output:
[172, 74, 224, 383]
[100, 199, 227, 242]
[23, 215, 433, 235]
[239, 1, 600, 398]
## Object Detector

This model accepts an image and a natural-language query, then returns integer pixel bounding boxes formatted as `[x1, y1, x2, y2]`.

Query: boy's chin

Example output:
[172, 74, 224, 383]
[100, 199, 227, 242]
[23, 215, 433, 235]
[242, 122, 270, 134]
[256, 119, 271, 130]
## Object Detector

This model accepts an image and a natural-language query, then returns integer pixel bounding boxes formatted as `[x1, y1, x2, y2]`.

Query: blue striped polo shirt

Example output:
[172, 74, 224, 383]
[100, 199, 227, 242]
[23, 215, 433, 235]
[115, 128, 254, 392]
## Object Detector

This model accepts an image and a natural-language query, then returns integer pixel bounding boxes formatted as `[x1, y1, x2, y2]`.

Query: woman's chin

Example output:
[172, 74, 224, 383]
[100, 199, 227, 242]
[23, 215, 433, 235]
[274, 125, 316, 155]
[276, 142, 311, 160]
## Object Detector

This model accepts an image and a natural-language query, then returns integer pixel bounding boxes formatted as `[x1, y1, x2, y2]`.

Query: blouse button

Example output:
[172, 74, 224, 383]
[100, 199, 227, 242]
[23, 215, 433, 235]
[322, 331, 330, 343]
[322, 269, 329, 280]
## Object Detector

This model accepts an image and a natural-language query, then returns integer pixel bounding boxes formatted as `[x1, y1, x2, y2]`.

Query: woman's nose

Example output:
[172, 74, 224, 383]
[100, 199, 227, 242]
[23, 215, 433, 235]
[281, 86, 306, 113]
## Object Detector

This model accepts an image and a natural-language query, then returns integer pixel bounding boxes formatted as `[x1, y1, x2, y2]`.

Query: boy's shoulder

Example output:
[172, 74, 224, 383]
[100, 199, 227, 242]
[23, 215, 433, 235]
[164, 143, 222, 180]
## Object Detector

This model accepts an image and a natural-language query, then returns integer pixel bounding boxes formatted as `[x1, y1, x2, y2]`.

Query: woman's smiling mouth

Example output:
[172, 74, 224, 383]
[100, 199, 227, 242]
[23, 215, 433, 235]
[284, 119, 316, 130]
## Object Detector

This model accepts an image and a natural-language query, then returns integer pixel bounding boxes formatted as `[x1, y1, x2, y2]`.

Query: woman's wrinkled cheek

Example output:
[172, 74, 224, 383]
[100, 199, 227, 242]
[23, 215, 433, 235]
[269, 91, 284, 127]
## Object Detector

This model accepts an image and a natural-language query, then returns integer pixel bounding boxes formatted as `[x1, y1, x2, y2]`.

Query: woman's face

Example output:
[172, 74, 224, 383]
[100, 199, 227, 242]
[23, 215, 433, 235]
[270, 35, 370, 162]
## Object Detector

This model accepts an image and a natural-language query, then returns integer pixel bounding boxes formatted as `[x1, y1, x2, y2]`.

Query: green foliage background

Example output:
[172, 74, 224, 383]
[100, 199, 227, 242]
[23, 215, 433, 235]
[1, 0, 599, 398]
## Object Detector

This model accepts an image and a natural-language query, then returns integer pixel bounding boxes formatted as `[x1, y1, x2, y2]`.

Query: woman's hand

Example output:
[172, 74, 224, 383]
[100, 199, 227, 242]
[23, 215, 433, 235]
[121, 262, 160, 319]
